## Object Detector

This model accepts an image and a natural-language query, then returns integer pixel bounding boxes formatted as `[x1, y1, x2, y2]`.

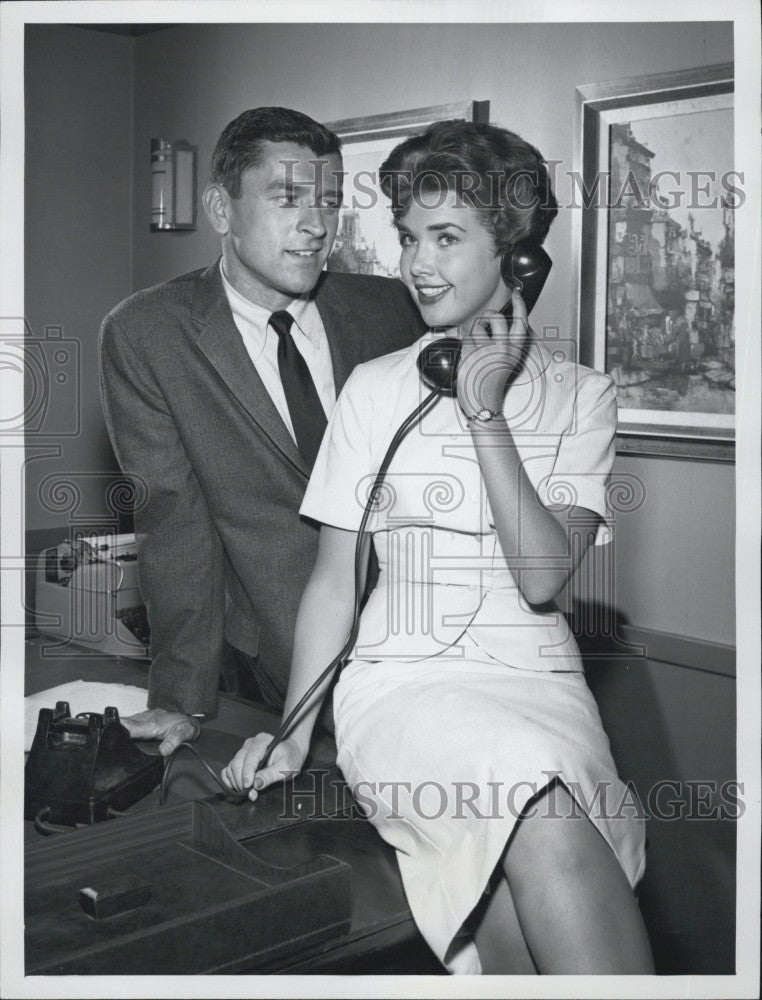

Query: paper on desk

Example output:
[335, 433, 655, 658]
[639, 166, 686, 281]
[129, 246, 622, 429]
[25, 680, 148, 751]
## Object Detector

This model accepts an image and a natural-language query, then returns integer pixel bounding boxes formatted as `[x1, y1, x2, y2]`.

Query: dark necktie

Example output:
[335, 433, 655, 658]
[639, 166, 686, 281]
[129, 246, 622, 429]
[269, 310, 327, 468]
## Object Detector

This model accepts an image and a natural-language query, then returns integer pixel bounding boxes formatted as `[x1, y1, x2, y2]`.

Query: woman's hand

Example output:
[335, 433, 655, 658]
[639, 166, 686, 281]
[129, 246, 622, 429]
[456, 288, 530, 419]
[220, 734, 306, 802]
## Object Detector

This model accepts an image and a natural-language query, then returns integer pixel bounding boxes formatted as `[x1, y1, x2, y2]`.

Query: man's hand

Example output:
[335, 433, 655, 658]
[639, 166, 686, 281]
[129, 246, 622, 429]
[221, 734, 306, 802]
[121, 708, 202, 757]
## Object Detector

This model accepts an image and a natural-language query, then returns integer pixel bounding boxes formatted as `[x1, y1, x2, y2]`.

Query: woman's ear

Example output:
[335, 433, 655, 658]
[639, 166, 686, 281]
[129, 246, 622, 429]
[499, 248, 520, 291]
[202, 183, 231, 236]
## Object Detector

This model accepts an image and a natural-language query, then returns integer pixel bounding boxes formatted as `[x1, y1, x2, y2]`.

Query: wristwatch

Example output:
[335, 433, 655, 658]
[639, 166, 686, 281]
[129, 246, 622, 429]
[466, 407, 503, 424]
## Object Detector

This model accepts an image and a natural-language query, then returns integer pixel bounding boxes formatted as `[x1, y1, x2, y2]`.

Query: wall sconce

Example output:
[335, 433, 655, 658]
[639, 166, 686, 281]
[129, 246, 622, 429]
[151, 138, 197, 231]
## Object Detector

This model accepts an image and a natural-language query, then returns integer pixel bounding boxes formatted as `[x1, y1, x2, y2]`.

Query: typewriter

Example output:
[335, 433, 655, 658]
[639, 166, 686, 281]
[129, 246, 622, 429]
[35, 532, 149, 657]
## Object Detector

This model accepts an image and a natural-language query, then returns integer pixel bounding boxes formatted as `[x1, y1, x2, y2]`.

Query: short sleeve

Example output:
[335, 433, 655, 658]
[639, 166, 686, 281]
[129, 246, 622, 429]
[536, 371, 617, 545]
[300, 365, 377, 531]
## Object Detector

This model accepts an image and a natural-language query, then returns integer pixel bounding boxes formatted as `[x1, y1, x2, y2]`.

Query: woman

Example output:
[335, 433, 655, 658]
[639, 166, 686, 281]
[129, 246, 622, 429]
[222, 121, 653, 975]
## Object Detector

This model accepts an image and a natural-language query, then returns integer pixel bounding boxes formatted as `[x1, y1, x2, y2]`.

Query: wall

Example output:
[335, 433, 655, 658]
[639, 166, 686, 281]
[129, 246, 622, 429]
[129, 20, 735, 645]
[585, 651, 736, 973]
[25, 25, 133, 536]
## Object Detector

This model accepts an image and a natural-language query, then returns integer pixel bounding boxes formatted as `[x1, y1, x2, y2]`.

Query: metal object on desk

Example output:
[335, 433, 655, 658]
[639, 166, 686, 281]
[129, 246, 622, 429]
[34, 533, 149, 658]
[25, 771, 353, 974]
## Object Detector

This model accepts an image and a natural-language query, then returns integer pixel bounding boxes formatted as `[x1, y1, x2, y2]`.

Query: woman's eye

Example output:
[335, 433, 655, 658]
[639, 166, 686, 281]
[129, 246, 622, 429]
[438, 232, 458, 247]
[398, 232, 415, 247]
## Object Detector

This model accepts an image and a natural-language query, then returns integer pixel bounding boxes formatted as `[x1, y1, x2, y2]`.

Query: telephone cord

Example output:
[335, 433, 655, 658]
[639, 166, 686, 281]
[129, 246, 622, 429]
[259, 387, 441, 769]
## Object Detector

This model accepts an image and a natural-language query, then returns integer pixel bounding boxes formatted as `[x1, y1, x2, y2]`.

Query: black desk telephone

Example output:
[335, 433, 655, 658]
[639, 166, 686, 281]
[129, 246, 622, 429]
[25, 702, 164, 827]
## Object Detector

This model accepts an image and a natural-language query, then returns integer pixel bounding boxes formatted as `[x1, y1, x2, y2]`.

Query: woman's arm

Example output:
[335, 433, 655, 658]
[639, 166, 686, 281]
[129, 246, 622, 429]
[470, 421, 599, 606]
[221, 525, 369, 800]
[457, 291, 602, 607]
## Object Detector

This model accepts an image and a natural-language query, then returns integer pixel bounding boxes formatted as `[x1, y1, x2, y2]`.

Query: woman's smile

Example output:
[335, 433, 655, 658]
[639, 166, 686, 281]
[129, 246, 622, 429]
[397, 198, 510, 329]
[414, 283, 452, 305]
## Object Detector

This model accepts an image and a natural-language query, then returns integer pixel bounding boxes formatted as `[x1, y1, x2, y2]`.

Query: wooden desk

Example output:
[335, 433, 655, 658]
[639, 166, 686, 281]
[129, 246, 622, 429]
[25, 638, 442, 974]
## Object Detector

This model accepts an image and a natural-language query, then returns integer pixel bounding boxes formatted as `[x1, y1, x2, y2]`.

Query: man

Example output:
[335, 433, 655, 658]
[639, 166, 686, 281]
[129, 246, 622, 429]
[99, 107, 423, 753]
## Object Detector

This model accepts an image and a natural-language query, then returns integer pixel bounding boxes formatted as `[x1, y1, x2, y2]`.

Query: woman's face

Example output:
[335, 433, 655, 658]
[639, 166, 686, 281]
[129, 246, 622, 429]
[396, 195, 511, 331]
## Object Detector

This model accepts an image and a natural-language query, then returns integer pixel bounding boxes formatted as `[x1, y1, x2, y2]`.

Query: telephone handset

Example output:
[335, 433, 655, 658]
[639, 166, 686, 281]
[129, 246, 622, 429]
[417, 241, 552, 393]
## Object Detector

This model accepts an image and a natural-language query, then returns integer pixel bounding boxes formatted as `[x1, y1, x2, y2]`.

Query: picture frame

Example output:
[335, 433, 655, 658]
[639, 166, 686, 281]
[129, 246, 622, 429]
[575, 64, 735, 461]
[325, 100, 489, 279]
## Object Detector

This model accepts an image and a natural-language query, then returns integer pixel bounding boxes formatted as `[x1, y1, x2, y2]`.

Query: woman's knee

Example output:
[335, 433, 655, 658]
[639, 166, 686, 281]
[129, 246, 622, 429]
[503, 781, 615, 890]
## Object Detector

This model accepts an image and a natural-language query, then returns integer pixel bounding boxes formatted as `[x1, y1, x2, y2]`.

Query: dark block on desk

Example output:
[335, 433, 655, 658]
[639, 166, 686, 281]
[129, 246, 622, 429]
[25, 793, 352, 974]
[25, 703, 164, 826]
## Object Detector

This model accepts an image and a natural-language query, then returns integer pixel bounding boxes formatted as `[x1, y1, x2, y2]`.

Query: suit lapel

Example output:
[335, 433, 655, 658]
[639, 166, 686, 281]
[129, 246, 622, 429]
[190, 262, 310, 477]
[314, 274, 366, 392]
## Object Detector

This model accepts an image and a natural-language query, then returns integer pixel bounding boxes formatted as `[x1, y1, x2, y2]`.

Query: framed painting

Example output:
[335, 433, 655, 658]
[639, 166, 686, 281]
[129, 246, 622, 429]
[575, 64, 735, 460]
[325, 100, 489, 278]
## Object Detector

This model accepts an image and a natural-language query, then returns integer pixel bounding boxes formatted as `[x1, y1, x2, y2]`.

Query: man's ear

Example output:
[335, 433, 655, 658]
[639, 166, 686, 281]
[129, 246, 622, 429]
[203, 183, 231, 236]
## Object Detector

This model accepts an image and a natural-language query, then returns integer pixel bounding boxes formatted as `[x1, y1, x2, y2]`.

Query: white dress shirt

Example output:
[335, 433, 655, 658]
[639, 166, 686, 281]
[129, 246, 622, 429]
[220, 263, 336, 442]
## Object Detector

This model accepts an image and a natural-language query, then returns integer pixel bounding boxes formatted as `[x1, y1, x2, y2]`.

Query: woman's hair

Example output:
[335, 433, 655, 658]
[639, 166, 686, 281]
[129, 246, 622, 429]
[379, 120, 558, 252]
[210, 107, 341, 199]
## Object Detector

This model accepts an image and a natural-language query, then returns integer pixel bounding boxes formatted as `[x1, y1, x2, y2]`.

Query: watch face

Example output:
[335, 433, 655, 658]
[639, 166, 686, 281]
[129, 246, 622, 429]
[469, 407, 502, 423]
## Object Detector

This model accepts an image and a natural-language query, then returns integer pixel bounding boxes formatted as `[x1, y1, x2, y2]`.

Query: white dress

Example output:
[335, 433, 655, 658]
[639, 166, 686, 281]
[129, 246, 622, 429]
[300, 333, 646, 974]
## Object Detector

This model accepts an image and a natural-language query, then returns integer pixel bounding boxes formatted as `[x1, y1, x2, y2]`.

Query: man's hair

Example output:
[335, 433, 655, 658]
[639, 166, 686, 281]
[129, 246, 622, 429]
[210, 107, 341, 198]
[379, 119, 558, 252]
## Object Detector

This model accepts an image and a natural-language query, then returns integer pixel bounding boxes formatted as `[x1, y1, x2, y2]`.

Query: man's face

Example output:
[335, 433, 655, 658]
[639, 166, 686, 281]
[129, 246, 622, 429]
[213, 141, 343, 309]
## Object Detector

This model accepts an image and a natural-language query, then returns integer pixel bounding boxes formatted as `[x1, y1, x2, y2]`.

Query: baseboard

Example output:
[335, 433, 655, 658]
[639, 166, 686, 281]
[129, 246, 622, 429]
[618, 624, 735, 678]
[573, 617, 735, 678]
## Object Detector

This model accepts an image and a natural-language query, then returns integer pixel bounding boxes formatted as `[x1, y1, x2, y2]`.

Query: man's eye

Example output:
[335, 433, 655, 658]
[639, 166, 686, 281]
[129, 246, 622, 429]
[278, 195, 298, 207]
[317, 198, 341, 211]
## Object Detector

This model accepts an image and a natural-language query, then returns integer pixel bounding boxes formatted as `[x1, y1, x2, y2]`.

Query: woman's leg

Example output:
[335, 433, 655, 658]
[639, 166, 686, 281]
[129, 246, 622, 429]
[471, 874, 538, 974]
[502, 781, 654, 974]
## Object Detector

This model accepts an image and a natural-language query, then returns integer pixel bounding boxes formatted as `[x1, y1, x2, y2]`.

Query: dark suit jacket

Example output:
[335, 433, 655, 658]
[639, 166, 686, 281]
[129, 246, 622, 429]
[99, 261, 424, 715]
